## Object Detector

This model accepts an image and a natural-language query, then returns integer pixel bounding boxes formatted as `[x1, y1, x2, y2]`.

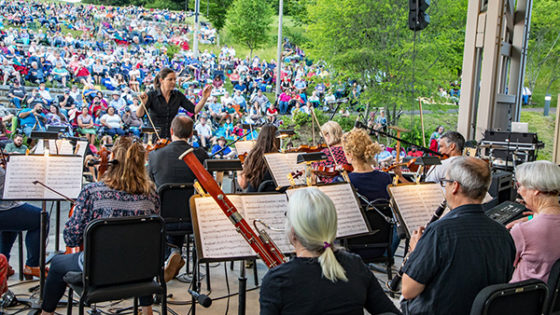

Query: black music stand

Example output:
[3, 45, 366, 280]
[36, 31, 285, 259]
[204, 159, 243, 193]
[296, 152, 327, 164]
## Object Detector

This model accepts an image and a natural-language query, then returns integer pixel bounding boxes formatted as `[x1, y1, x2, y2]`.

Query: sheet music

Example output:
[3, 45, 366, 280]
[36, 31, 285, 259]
[44, 156, 83, 199]
[194, 196, 253, 259]
[234, 140, 256, 155]
[240, 194, 293, 253]
[389, 184, 446, 235]
[264, 153, 305, 187]
[286, 183, 370, 238]
[4, 155, 46, 199]
[56, 140, 75, 155]
[3, 155, 83, 200]
[75, 141, 89, 158]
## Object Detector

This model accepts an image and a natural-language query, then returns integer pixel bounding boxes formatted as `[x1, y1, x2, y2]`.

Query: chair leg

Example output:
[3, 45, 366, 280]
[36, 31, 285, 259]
[67, 288, 74, 315]
[161, 287, 168, 315]
[186, 235, 191, 274]
[253, 259, 259, 286]
[79, 299, 85, 315]
[133, 297, 138, 315]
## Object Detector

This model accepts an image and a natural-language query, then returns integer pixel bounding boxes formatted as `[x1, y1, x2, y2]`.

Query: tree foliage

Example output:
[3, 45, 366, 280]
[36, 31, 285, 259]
[226, 0, 273, 59]
[207, 0, 234, 31]
[304, 0, 467, 125]
[526, 0, 560, 96]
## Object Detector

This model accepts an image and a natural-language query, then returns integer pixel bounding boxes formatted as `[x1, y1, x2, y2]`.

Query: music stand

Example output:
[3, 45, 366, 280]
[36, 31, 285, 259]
[30, 131, 59, 140]
[46, 126, 68, 134]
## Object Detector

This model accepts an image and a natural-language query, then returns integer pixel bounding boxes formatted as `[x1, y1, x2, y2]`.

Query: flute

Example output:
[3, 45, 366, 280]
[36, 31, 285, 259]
[386, 200, 447, 293]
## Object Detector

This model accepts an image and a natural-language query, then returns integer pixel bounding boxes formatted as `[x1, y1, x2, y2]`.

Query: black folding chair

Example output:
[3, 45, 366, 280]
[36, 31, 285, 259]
[158, 183, 210, 287]
[344, 201, 395, 280]
[63, 216, 167, 315]
[470, 279, 548, 315]
[547, 258, 560, 315]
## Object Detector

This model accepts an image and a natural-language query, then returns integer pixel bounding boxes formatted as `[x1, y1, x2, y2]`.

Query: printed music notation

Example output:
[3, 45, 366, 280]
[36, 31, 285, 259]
[193, 194, 293, 260]
[388, 183, 447, 235]
[234, 140, 256, 156]
[34, 139, 76, 155]
[3, 155, 83, 200]
[285, 183, 370, 238]
[264, 153, 306, 187]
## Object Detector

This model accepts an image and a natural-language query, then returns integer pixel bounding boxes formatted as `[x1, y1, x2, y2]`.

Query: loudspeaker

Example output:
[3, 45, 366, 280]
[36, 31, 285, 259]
[488, 170, 515, 203]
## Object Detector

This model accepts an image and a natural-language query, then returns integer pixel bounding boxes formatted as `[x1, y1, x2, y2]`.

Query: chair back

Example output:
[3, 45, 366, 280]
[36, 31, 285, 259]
[83, 216, 165, 288]
[346, 202, 393, 262]
[157, 183, 195, 224]
[547, 258, 560, 315]
[470, 279, 548, 315]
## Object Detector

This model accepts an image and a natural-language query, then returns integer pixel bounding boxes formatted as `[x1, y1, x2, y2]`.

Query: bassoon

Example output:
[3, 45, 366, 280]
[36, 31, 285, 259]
[386, 200, 447, 293]
[179, 148, 286, 268]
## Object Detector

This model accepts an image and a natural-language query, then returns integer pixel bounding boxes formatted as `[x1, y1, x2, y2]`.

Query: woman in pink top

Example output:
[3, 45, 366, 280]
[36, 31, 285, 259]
[510, 160, 560, 283]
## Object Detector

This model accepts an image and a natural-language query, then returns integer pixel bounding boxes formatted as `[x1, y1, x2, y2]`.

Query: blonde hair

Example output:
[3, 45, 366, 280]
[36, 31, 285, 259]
[286, 188, 347, 282]
[342, 128, 383, 164]
[102, 137, 155, 195]
[321, 121, 343, 146]
[515, 160, 560, 195]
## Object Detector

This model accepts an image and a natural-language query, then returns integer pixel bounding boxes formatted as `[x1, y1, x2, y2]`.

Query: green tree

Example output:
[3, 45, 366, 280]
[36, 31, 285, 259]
[207, 0, 234, 32]
[526, 0, 560, 100]
[227, 0, 273, 59]
[304, 0, 467, 127]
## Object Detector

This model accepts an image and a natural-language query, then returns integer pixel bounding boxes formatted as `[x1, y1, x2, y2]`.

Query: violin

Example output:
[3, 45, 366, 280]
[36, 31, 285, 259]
[312, 164, 354, 178]
[285, 144, 327, 153]
[146, 138, 170, 152]
[238, 152, 248, 163]
[97, 146, 110, 181]
[382, 158, 417, 173]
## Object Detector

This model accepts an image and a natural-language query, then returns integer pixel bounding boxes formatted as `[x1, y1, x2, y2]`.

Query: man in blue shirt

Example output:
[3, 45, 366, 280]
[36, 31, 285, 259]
[401, 157, 515, 315]
[18, 103, 46, 138]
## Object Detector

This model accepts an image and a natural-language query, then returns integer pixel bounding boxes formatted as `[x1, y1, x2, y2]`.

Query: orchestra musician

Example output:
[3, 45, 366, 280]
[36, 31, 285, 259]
[312, 121, 350, 183]
[259, 187, 401, 315]
[237, 124, 279, 192]
[136, 68, 213, 139]
[147, 115, 208, 282]
[41, 137, 160, 315]
[401, 157, 515, 315]
[0, 167, 46, 279]
[341, 128, 401, 256]
[508, 161, 560, 283]
[424, 131, 464, 183]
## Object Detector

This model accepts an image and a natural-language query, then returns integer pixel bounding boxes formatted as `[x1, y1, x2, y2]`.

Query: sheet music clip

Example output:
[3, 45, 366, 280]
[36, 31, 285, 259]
[414, 156, 442, 166]
[296, 152, 327, 164]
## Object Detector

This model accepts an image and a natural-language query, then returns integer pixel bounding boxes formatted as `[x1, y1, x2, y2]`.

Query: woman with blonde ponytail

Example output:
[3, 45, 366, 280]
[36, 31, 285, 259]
[260, 188, 400, 315]
[41, 136, 159, 315]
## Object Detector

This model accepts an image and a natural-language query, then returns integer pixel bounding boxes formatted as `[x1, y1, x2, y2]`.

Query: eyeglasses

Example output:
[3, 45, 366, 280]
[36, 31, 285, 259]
[440, 179, 455, 188]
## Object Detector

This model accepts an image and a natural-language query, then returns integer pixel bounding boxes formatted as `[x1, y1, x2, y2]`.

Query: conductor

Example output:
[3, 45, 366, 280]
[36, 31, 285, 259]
[136, 68, 212, 139]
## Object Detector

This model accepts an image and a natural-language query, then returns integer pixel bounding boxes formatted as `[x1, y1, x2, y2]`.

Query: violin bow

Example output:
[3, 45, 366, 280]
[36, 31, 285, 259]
[138, 92, 162, 142]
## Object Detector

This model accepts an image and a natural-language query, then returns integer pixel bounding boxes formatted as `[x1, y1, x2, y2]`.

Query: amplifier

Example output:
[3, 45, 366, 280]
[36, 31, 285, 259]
[485, 201, 526, 225]
[488, 170, 515, 203]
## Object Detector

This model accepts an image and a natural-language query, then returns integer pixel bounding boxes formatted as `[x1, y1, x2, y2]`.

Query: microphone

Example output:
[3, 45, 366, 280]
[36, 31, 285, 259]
[188, 289, 212, 308]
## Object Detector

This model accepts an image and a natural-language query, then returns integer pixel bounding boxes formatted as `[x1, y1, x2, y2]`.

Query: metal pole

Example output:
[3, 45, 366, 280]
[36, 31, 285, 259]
[275, 0, 284, 97]
[193, 0, 200, 58]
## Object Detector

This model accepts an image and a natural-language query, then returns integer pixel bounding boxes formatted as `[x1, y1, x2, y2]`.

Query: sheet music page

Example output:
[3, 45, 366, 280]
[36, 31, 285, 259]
[56, 140, 74, 155]
[4, 155, 46, 199]
[75, 141, 88, 158]
[194, 196, 253, 259]
[264, 153, 305, 187]
[234, 140, 256, 155]
[389, 184, 446, 235]
[44, 156, 83, 199]
[286, 183, 370, 238]
[241, 194, 293, 254]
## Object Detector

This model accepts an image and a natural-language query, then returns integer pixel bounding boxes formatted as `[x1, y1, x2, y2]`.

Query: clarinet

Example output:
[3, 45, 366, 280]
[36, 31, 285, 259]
[179, 148, 286, 268]
[386, 200, 447, 293]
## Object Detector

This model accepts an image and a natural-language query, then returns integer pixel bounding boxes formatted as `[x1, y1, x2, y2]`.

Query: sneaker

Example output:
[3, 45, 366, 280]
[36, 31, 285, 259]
[164, 252, 185, 282]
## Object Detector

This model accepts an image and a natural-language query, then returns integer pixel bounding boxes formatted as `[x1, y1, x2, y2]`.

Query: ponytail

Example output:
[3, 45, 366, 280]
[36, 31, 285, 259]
[287, 188, 348, 283]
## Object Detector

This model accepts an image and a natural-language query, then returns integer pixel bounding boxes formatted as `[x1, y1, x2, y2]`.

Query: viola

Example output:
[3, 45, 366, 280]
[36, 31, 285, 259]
[382, 158, 417, 173]
[97, 146, 110, 181]
[238, 152, 248, 163]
